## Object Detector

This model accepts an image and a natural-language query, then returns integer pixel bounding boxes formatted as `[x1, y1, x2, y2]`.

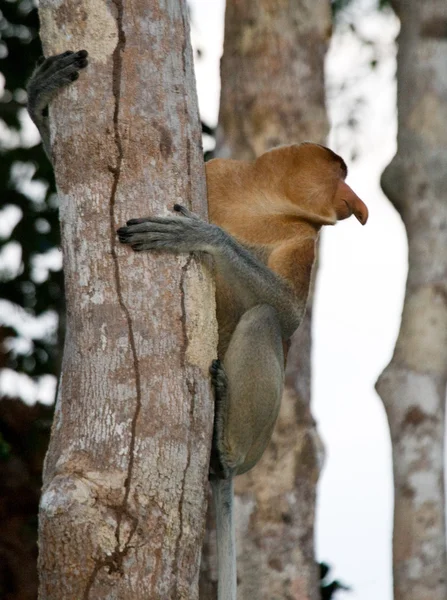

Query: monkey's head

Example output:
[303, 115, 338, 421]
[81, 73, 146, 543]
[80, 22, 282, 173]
[256, 143, 369, 226]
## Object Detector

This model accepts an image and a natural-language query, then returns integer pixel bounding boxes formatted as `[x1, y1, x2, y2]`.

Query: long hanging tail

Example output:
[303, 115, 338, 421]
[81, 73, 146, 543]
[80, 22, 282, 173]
[211, 476, 236, 600]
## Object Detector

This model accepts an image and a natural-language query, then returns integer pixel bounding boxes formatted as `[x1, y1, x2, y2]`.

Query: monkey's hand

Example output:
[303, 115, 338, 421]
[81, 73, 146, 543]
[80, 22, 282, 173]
[118, 204, 303, 338]
[117, 204, 223, 253]
[27, 50, 89, 158]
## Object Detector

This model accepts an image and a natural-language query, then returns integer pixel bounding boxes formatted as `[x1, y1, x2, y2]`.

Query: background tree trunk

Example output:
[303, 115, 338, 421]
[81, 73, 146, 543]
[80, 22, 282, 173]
[376, 2, 447, 599]
[200, 2, 330, 599]
[37, 0, 217, 598]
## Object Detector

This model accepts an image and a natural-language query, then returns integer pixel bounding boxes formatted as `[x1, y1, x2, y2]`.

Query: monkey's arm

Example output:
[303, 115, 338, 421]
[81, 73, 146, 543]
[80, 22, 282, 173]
[118, 204, 304, 339]
[27, 50, 89, 158]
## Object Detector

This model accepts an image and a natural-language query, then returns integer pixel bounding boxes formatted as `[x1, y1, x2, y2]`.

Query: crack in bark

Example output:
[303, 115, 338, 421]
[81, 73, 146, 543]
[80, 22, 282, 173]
[108, 514, 139, 574]
[84, 5, 206, 593]
[173, 256, 197, 595]
[108, 0, 141, 571]
[174, 387, 194, 597]
[82, 560, 105, 600]
[81, 517, 137, 600]
[176, 11, 210, 590]
[83, 0, 141, 595]
[179, 256, 193, 367]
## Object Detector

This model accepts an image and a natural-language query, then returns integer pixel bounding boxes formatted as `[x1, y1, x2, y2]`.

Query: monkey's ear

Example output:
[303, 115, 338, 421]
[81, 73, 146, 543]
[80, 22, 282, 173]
[333, 180, 368, 225]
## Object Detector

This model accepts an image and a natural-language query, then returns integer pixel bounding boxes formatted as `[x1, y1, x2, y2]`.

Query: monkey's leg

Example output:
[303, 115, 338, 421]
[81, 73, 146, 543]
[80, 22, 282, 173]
[210, 359, 231, 478]
[212, 304, 285, 477]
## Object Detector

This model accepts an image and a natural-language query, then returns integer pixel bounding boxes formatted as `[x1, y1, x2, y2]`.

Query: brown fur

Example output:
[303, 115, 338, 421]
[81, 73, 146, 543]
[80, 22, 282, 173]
[206, 142, 368, 358]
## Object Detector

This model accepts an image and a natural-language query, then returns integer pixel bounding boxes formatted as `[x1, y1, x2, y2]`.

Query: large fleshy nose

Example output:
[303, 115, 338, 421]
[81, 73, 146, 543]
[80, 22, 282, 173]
[352, 195, 369, 225]
[338, 180, 369, 225]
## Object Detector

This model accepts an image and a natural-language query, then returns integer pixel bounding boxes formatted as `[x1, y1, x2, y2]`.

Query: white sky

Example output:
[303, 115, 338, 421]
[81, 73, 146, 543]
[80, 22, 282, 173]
[189, 1, 399, 599]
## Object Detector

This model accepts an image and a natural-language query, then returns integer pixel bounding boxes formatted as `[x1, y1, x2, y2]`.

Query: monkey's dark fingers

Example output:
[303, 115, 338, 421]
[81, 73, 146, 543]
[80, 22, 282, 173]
[118, 222, 184, 242]
[124, 232, 173, 243]
[120, 218, 189, 235]
[118, 231, 196, 252]
[35, 51, 74, 74]
[34, 63, 84, 95]
[210, 359, 228, 396]
[118, 222, 216, 253]
[34, 50, 88, 78]
[118, 223, 192, 242]
[173, 204, 200, 220]
[118, 229, 147, 244]
[125, 217, 177, 227]
[28, 50, 89, 115]
[125, 207, 200, 226]
[126, 217, 151, 226]
[210, 359, 221, 378]
[117, 214, 219, 253]
[123, 216, 207, 237]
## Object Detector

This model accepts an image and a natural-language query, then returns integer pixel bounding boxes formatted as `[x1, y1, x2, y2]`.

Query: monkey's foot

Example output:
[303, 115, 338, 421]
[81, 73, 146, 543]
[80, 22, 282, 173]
[28, 50, 89, 118]
[209, 360, 232, 479]
[210, 359, 228, 400]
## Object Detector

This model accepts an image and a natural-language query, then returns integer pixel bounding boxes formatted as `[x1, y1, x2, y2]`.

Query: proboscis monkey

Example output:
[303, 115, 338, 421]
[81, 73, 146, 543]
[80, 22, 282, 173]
[28, 50, 368, 600]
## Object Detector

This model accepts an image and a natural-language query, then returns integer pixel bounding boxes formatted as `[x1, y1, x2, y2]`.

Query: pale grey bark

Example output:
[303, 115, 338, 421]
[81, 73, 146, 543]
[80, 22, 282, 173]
[199, 2, 330, 598]
[376, 2, 447, 599]
[37, 1, 217, 598]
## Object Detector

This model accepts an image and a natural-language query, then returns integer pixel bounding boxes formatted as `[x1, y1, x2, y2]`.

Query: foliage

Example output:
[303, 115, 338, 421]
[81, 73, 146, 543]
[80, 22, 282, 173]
[328, 0, 397, 162]
[0, 397, 52, 600]
[332, 0, 390, 18]
[0, 0, 62, 388]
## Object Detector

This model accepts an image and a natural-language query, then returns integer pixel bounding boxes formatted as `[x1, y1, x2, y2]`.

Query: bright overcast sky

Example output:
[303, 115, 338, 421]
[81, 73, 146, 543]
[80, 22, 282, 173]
[189, 1, 402, 599]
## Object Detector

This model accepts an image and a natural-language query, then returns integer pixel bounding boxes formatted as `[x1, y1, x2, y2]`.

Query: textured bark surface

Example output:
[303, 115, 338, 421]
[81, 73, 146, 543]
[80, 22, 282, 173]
[37, 1, 217, 598]
[216, 0, 330, 162]
[199, 2, 330, 599]
[376, 2, 447, 599]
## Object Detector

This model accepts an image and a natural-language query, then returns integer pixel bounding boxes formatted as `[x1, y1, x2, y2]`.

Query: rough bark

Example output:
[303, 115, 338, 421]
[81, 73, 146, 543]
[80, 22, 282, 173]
[37, 1, 217, 598]
[200, 2, 330, 599]
[376, 2, 447, 600]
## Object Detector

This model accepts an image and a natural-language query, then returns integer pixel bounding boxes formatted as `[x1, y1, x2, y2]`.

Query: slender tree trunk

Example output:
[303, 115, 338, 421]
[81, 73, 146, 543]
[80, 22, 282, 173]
[376, 2, 447, 600]
[200, 2, 330, 599]
[37, 1, 217, 598]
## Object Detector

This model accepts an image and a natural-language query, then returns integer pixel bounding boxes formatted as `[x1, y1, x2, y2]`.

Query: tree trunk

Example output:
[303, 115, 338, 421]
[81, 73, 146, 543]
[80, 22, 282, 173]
[376, 2, 447, 600]
[200, 2, 330, 599]
[37, 1, 217, 598]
